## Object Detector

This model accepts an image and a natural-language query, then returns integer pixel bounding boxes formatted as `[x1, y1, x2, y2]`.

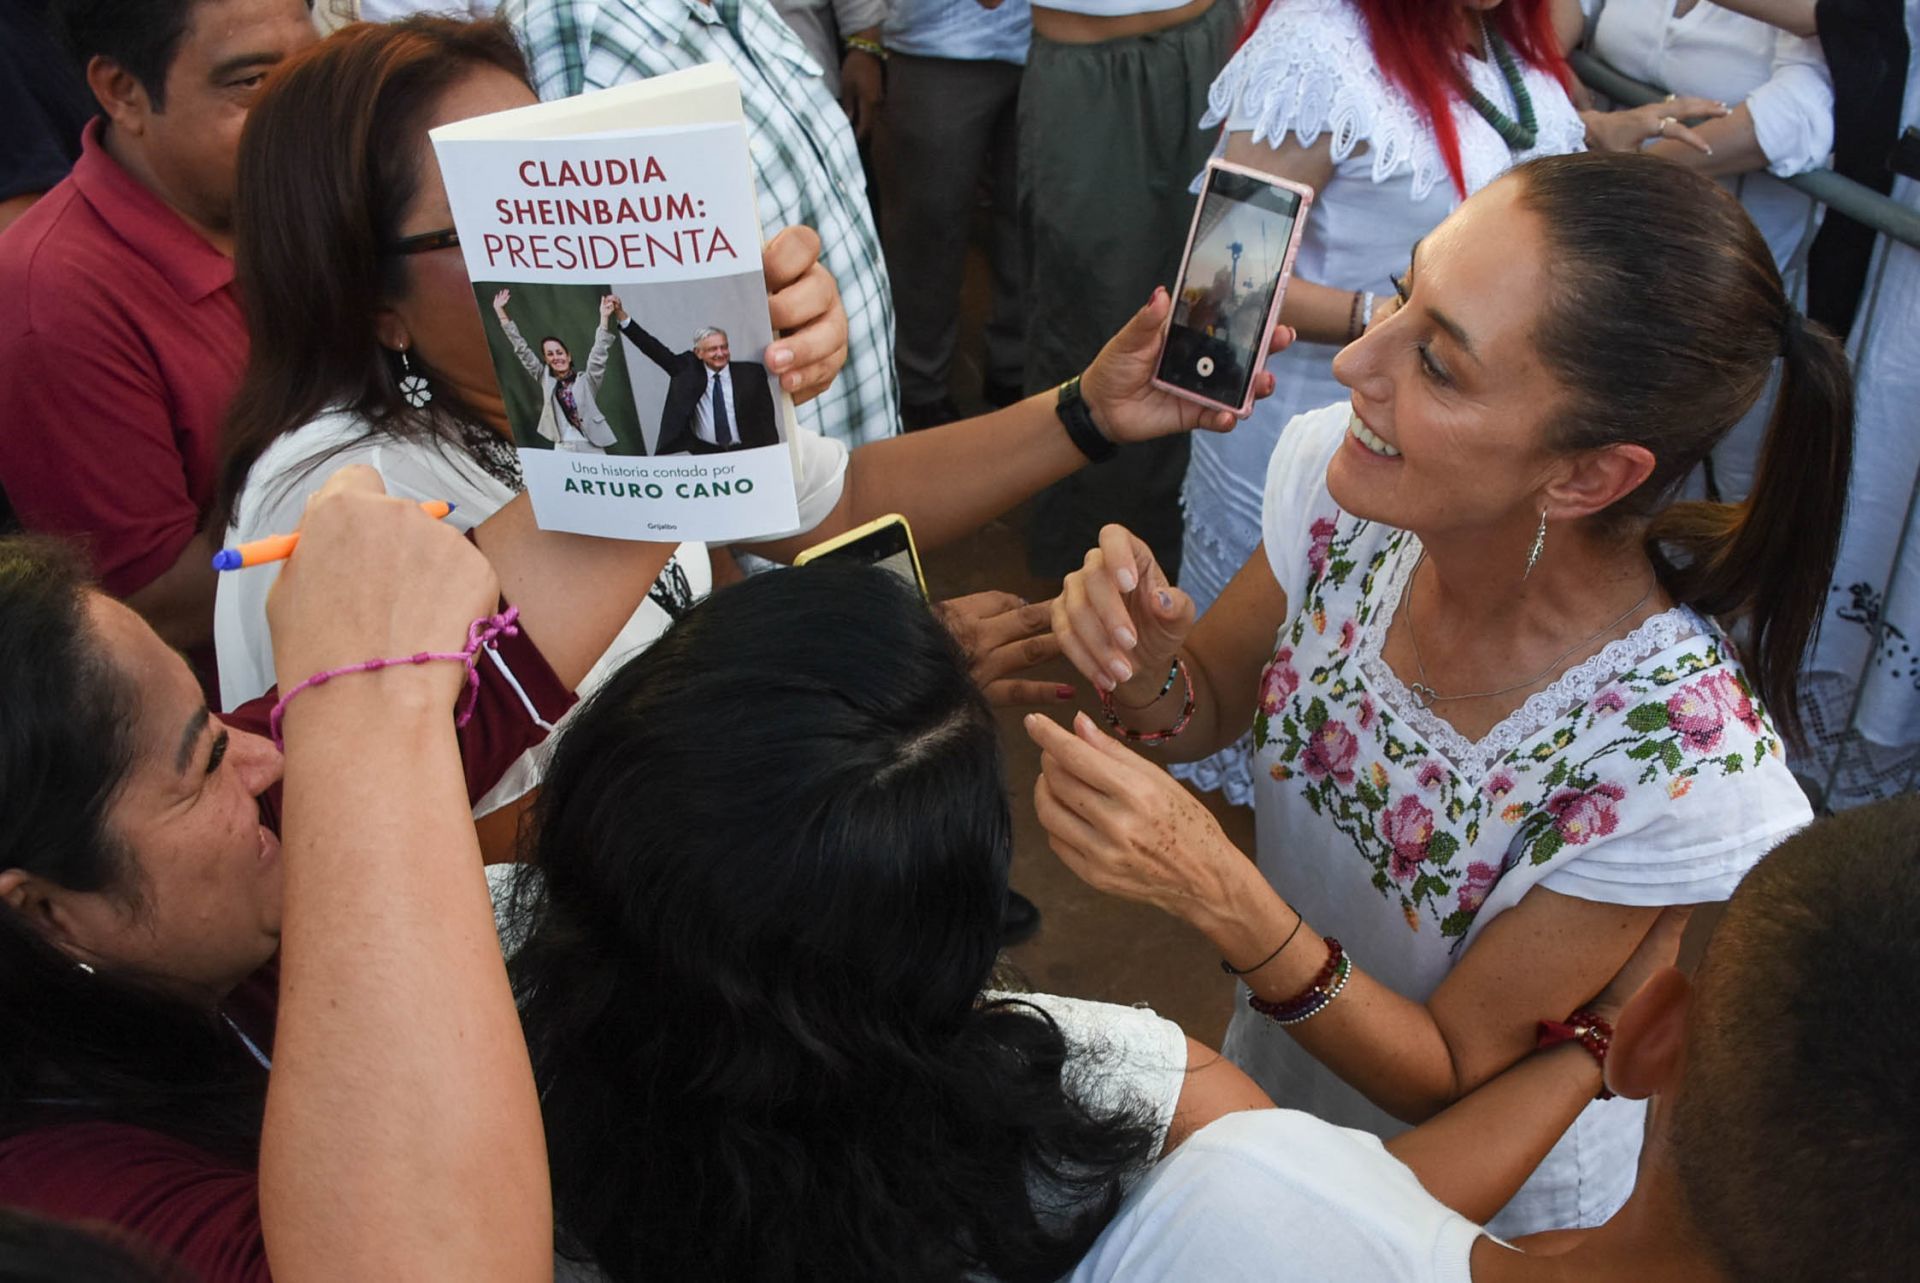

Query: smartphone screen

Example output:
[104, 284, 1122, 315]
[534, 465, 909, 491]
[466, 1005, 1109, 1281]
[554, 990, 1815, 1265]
[806, 521, 925, 597]
[1155, 168, 1305, 409]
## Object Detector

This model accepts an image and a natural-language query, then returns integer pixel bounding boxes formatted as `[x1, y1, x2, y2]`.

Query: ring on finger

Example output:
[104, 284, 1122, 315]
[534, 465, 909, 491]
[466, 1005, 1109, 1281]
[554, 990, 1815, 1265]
[1657, 115, 1676, 135]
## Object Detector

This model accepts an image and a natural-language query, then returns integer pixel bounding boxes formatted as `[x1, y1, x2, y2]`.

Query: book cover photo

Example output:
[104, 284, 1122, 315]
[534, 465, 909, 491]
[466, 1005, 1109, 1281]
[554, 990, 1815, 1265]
[430, 64, 801, 542]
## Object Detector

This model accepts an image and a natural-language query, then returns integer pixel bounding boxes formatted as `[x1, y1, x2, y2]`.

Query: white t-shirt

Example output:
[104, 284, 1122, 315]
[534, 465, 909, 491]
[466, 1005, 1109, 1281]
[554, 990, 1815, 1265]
[214, 408, 849, 813]
[1031, 0, 1198, 18]
[1221, 403, 1811, 1236]
[1067, 1110, 1493, 1283]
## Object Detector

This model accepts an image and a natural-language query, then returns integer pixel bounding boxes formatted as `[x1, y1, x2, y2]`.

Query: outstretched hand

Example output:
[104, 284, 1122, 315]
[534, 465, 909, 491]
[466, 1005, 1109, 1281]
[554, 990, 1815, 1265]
[492, 287, 511, 316]
[935, 591, 1072, 706]
[1080, 286, 1295, 443]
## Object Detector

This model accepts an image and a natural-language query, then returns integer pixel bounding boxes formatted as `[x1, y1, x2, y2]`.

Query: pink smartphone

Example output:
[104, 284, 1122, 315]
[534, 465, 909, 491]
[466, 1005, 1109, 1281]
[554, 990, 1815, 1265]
[1151, 160, 1313, 418]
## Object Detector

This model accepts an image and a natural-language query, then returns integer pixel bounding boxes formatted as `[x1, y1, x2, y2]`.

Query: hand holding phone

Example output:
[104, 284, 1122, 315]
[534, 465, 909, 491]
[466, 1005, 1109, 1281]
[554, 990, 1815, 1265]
[793, 513, 928, 597]
[1152, 161, 1312, 418]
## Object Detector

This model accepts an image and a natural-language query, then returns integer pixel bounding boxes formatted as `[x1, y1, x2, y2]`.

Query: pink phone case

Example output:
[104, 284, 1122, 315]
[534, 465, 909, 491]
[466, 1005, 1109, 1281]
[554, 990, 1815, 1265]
[1150, 160, 1315, 419]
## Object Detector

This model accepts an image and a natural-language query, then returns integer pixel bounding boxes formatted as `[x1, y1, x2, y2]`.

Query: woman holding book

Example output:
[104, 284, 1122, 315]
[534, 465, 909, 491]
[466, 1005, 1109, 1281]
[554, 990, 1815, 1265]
[211, 16, 1286, 813]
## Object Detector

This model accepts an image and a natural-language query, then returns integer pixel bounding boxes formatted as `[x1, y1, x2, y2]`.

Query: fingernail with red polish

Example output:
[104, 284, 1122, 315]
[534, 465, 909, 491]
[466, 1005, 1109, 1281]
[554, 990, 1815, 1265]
[1055, 684, 1076, 701]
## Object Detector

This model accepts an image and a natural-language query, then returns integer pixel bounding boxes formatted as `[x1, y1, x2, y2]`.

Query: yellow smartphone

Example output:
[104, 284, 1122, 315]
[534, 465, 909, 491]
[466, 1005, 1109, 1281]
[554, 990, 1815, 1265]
[793, 512, 928, 598]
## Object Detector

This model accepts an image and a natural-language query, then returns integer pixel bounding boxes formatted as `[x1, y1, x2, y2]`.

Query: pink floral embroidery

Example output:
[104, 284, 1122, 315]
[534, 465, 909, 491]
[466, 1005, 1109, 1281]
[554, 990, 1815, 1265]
[1592, 686, 1628, 715]
[1260, 650, 1299, 713]
[1356, 693, 1377, 731]
[1338, 618, 1358, 652]
[1701, 670, 1762, 735]
[1667, 679, 1729, 752]
[1483, 768, 1518, 799]
[1456, 861, 1498, 913]
[1381, 796, 1435, 880]
[1307, 516, 1338, 576]
[1301, 719, 1359, 786]
[1414, 759, 1447, 791]
[1544, 783, 1626, 845]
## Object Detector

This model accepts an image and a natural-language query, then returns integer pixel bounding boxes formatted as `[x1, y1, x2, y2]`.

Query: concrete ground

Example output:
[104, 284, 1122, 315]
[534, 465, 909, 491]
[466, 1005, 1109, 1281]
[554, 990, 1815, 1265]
[913, 217, 1252, 1046]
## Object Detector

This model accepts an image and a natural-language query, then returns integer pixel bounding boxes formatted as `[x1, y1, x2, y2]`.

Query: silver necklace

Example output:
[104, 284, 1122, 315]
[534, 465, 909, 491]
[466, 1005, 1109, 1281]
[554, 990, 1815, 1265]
[1403, 551, 1656, 711]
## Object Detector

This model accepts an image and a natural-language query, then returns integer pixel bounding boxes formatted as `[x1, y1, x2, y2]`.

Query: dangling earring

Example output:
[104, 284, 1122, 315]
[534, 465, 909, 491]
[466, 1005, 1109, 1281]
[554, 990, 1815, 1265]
[397, 349, 433, 408]
[75, 960, 95, 976]
[1524, 508, 1547, 579]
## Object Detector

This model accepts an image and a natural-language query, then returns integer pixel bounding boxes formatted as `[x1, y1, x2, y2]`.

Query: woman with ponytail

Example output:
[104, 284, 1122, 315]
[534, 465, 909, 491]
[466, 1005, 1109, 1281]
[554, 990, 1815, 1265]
[1176, 0, 1725, 806]
[1031, 150, 1847, 1237]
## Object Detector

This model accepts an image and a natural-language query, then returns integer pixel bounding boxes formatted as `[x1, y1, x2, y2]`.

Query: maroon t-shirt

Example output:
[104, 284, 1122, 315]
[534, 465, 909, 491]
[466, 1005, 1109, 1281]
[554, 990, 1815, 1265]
[0, 117, 245, 688]
[0, 618, 576, 1282]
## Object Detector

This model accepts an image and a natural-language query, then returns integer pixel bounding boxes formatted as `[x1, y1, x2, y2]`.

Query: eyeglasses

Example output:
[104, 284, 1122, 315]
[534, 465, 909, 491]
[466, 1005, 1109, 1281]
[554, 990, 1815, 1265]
[386, 227, 461, 256]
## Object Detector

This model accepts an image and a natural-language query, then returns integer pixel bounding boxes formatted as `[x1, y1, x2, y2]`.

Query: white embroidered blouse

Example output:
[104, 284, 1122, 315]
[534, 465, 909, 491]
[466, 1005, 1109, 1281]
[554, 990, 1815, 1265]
[1218, 404, 1813, 1237]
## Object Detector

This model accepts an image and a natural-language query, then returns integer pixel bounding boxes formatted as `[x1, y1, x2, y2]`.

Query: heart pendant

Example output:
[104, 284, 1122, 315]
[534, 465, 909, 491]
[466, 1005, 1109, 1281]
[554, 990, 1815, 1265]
[1409, 681, 1438, 710]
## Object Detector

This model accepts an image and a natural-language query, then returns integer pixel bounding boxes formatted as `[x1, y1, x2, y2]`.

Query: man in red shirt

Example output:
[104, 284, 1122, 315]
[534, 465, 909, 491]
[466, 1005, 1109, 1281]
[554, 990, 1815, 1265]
[0, 0, 316, 689]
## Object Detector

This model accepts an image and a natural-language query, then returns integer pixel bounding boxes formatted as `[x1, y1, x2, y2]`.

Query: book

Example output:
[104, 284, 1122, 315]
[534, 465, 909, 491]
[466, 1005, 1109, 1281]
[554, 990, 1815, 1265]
[430, 64, 801, 542]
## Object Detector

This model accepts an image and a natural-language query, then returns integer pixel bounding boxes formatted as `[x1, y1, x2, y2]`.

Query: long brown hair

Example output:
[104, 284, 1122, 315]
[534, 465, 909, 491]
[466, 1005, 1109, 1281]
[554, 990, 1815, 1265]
[213, 17, 531, 537]
[1514, 151, 1853, 746]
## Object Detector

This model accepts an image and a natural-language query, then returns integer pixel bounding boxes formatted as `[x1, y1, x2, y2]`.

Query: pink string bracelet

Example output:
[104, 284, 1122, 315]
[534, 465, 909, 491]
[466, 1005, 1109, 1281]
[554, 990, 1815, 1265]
[268, 607, 521, 750]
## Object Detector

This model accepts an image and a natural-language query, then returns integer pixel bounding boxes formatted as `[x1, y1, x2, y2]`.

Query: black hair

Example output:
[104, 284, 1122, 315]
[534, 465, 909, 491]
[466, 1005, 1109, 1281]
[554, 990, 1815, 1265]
[510, 563, 1161, 1282]
[0, 1207, 192, 1283]
[0, 537, 266, 1162]
[51, 0, 197, 109]
[1673, 794, 1920, 1280]
[1513, 151, 1853, 746]
[537, 335, 570, 356]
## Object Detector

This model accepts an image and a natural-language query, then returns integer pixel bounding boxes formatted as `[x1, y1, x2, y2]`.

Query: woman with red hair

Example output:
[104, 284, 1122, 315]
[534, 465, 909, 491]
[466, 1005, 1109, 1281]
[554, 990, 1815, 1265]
[1174, 0, 1720, 807]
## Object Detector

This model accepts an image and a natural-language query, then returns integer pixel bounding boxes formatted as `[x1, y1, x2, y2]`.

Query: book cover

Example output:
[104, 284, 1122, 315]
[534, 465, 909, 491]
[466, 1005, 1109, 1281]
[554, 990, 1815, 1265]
[430, 64, 801, 542]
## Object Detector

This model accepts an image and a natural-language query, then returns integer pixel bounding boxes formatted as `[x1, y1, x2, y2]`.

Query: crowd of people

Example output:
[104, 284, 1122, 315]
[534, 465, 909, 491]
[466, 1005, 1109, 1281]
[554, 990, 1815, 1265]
[0, 0, 1915, 1280]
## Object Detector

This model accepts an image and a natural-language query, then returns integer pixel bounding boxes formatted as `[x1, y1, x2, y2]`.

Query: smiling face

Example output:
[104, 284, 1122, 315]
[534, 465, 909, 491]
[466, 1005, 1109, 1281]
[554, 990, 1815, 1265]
[1326, 178, 1572, 544]
[56, 595, 287, 1002]
[541, 337, 574, 377]
[695, 331, 730, 371]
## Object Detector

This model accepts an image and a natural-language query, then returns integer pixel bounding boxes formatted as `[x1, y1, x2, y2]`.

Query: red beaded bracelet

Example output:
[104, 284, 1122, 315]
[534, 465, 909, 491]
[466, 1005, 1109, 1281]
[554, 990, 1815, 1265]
[1248, 936, 1350, 1026]
[1097, 657, 1195, 745]
[1537, 1008, 1616, 1100]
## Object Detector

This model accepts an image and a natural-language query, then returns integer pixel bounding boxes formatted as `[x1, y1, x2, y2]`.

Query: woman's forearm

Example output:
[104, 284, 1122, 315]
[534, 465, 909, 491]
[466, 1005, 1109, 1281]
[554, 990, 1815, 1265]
[1384, 1043, 1602, 1223]
[1646, 104, 1767, 178]
[1198, 875, 1467, 1123]
[267, 675, 551, 1282]
[1280, 278, 1373, 347]
[473, 493, 676, 691]
[757, 392, 1088, 558]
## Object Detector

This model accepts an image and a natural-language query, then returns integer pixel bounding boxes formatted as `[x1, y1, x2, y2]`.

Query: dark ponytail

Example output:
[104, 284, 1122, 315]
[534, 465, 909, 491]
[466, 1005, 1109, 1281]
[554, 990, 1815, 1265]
[1515, 152, 1854, 746]
[0, 538, 266, 1161]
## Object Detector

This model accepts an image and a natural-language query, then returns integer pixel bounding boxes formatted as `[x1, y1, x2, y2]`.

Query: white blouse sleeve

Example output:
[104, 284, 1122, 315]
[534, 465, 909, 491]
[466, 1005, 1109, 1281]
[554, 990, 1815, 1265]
[1539, 755, 1813, 906]
[991, 991, 1189, 1158]
[1203, 0, 1422, 176]
[1744, 29, 1834, 178]
[1260, 402, 1351, 611]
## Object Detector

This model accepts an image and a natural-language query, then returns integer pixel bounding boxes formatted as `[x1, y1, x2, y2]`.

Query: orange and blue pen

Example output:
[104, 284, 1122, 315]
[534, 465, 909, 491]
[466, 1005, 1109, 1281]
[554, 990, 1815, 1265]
[210, 500, 457, 571]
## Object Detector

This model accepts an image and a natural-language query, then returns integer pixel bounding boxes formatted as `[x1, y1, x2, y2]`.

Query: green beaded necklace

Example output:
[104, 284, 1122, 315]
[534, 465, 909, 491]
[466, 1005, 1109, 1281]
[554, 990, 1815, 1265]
[1463, 12, 1537, 153]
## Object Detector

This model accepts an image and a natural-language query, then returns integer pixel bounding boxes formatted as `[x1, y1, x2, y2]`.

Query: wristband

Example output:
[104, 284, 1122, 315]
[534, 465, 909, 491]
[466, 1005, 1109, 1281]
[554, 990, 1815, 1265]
[1537, 1008, 1616, 1100]
[843, 35, 887, 59]
[1055, 376, 1117, 463]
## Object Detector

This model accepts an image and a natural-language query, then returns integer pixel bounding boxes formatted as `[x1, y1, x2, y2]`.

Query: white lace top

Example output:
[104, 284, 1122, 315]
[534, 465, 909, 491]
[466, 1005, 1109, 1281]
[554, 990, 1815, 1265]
[1218, 403, 1812, 1237]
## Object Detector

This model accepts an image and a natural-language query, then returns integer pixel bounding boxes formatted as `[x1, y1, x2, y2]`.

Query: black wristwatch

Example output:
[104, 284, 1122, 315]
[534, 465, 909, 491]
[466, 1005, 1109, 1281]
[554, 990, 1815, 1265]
[1055, 376, 1117, 463]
